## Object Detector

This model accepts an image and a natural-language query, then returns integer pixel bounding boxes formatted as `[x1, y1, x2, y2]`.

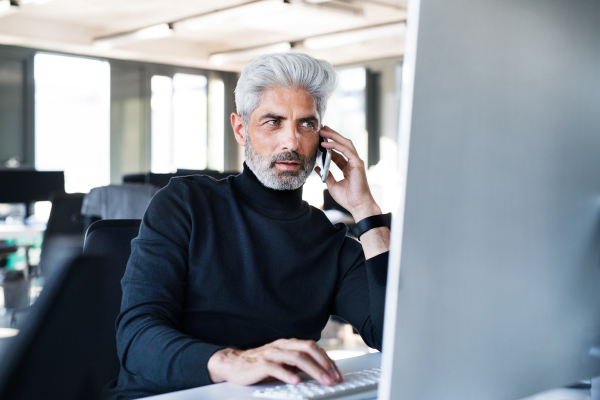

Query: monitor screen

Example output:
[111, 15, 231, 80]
[0, 170, 65, 204]
[380, 0, 600, 399]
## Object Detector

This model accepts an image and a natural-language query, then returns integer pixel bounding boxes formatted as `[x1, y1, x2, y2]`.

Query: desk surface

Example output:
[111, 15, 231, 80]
[0, 223, 45, 240]
[141, 353, 591, 400]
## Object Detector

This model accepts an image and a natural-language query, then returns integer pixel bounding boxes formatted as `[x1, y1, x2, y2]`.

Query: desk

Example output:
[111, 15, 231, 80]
[141, 353, 592, 400]
[0, 223, 45, 240]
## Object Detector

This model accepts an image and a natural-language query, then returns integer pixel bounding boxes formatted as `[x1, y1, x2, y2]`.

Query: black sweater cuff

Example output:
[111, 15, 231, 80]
[184, 343, 228, 387]
[365, 251, 389, 289]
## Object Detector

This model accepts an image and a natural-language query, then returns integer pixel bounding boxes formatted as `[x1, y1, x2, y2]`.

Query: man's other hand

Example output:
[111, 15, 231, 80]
[207, 339, 343, 386]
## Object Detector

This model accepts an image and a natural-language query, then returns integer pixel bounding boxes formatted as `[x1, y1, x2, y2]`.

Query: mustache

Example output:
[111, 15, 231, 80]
[269, 152, 309, 168]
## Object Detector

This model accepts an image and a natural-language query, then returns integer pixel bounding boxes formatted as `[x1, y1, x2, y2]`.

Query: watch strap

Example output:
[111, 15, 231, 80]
[352, 212, 392, 239]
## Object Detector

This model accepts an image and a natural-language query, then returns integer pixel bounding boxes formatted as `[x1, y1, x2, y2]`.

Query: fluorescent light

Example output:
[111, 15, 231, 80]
[209, 42, 292, 66]
[303, 0, 334, 3]
[93, 24, 173, 49]
[174, 0, 360, 36]
[303, 22, 405, 50]
[173, 0, 290, 32]
[0, 0, 18, 18]
[240, 2, 363, 35]
[19, 0, 55, 4]
[0, 328, 19, 338]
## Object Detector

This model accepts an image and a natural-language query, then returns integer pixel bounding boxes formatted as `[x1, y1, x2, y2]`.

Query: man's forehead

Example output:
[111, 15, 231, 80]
[253, 87, 319, 118]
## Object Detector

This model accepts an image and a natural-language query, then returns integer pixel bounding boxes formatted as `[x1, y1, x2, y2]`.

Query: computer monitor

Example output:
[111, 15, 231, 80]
[0, 170, 65, 217]
[0, 254, 118, 400]
[379, 0, 600, 399]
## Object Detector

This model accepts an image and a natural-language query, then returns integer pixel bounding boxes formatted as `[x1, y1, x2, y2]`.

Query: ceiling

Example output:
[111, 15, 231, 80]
[0, 0, 406, 71]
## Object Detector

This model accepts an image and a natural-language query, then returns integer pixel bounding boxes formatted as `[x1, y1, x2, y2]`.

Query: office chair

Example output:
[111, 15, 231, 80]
[0, 255, 118, 400]
[0, 220, 142, 399]
[82, 219, 141, 383]
[38, 192, 86, 277]
[81, 184, 158, 220]
[83, 219, 141, 258]
[45, 192, 86, 237]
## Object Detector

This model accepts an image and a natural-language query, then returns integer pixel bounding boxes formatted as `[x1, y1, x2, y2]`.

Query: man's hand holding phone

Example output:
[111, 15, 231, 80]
[316, 126, 390, 259]
[316, 126, 380, 222]
[207, 339, 343, 386]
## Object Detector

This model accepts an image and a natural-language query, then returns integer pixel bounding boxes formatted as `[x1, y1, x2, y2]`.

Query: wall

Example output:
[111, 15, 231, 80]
[0, 44, 239, 184]
[110, 63, 149, 183]
[0, 46, 34, 169]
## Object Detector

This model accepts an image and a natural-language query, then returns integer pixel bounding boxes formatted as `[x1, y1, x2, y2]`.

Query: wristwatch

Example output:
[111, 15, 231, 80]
[351, 212, 392, 240]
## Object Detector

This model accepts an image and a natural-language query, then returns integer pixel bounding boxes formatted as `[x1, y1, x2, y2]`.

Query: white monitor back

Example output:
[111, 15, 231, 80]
[380, 0, 600, 399]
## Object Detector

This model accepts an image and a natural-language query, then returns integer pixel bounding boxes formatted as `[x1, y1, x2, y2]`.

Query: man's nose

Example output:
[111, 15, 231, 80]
[280, 123, 299, 151]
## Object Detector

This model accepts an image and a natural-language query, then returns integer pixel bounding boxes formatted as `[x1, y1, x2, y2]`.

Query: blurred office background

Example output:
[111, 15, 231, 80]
[0, 0, 405, 374]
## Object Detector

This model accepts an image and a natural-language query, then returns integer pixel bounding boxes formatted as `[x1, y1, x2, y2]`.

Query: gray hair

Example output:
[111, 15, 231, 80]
[234, 53, 338, 128]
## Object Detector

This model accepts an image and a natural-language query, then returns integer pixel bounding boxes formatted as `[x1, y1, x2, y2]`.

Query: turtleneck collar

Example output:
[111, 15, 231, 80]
[233, 163, 307, 220]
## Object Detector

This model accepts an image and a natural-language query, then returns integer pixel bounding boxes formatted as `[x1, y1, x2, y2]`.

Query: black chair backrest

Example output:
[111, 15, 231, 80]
[0, 221, 142, 400]
[38, 193, 86, 277]
[0, 255, 115, 400]
[45, 192, 86, 238]
[81, 219, 142, 385]
[84, 219, 141, 251]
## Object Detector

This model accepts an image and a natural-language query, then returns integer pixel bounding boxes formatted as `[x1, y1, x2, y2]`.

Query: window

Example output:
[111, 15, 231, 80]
[151, 73, 209, 173]
[325, 67, 368, 166]
[34, 53, 110, 193]
[150, 75, 174, 173]
[207, 78, 225, 171]
[173, 73, 208, 170]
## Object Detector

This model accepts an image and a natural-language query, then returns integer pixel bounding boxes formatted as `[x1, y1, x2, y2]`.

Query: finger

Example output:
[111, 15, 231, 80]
[320, 126, 357, 152]
[270, 340, 342, 383]
[315, 166, 335, 187]
[275, 340, 338, 382]
[312, 345, 343, 383]
[330, 150, 348, 171]
[325, 170, 337, 188]
[264, 350, 333, 386]
[333, 361, 343, 382]
[321, 141, 361, 168]
[315, 165, 339, 188]
[260, 360, 301, 385]
[312, 346, 342, 382]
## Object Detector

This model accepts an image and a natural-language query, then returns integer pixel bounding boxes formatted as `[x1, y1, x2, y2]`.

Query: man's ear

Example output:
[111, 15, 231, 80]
[231, 113, 246, 146]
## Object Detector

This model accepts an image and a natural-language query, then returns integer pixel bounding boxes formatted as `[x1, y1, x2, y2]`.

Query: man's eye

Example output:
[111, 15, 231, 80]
[267, 120, 280, 125]
[301, 121, 314, 128]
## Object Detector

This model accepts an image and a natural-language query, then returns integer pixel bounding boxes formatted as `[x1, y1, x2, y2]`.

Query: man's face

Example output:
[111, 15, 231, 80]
[235, 87, 321, 190]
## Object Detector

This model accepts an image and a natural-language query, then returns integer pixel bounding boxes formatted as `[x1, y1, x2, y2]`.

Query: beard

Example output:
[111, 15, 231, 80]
[245, 134, 317, 191]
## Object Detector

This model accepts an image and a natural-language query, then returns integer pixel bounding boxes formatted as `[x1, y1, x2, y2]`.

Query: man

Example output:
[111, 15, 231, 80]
[105, 53, 390, 400]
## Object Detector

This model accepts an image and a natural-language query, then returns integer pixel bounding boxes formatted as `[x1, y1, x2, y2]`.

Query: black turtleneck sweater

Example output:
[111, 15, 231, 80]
[105, 165, 389, 400]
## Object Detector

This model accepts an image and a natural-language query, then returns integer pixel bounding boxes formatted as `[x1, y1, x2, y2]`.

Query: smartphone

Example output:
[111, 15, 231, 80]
[317, 135, 332, 183]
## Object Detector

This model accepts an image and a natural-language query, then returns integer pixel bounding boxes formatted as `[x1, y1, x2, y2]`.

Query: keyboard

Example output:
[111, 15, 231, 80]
[252, 367, 380, 400]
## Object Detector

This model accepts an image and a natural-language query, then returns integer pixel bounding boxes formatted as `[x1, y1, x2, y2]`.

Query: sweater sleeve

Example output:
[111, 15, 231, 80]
[115, 179, 225, 391]
[331, 242, 389, 351]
